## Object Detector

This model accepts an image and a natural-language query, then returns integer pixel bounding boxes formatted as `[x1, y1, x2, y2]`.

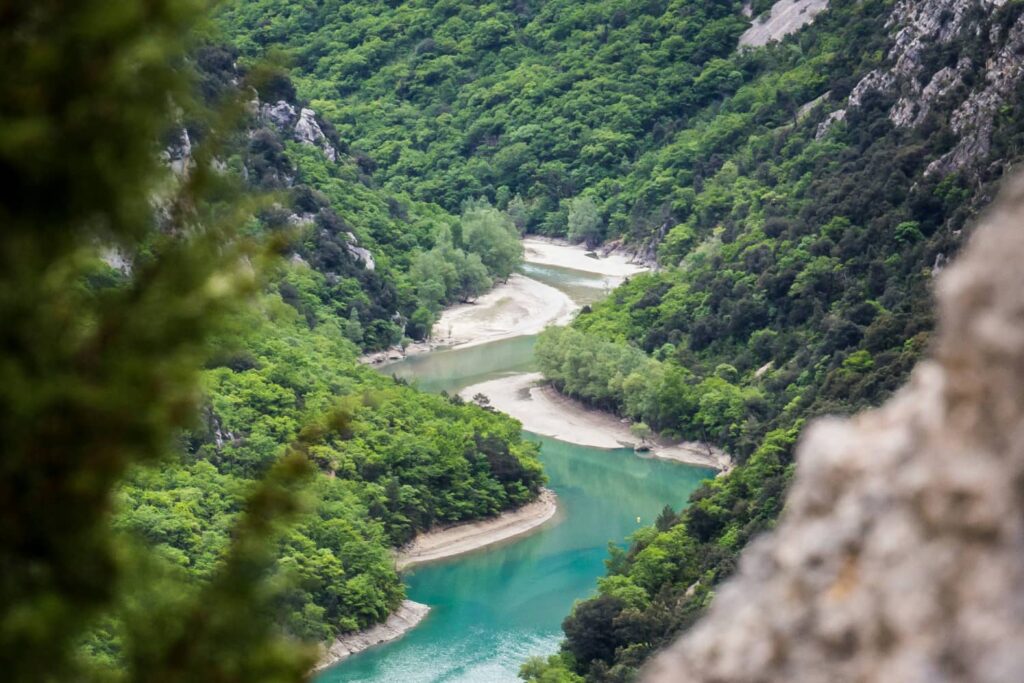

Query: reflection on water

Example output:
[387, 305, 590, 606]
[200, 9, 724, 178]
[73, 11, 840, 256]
[520, 262, 615, 306]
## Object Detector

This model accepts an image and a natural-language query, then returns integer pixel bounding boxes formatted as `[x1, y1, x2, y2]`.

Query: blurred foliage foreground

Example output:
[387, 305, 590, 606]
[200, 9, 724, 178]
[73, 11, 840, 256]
[0, 2, 317, 681]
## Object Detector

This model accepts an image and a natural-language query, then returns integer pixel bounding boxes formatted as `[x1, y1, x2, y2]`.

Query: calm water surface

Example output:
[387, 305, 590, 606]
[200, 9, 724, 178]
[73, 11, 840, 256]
[318, 263, 712, 683]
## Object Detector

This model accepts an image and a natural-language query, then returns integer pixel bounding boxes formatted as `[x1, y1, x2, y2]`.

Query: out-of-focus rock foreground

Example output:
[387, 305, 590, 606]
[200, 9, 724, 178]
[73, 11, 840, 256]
[644, 177, 1024, 682]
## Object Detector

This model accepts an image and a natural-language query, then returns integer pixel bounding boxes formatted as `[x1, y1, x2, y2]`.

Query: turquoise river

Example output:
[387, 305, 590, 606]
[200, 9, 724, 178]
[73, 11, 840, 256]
[317, 262, 713, 683]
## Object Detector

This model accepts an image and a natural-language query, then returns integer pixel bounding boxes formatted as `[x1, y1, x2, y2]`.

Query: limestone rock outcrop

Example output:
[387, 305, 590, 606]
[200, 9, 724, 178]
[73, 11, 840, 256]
[162, 128, 192, 177]
[817, 0, 1024, 174]
[258, 99, 338, 162]
[644, 177, 1024, 682]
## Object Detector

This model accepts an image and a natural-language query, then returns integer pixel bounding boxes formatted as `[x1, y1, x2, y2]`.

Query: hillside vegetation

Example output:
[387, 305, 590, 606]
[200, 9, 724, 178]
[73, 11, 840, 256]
[18, 0, 1024, 680]
[215, 0, 749, 242]
[206, 0, 1024, 680]
[78, 38, 544, 671]
[525, 0, 1024, 680]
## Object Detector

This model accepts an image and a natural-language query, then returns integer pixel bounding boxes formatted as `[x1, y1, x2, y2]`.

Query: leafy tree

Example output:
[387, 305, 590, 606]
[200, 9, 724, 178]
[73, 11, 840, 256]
[520, 655, 585, 683]
[567, 195, 604, 248]
[561, 595, 627, 667]
[629, 422, 653, 446]
[461, 199, 523, 281]
[458, 252, 493, 302]
[654, 504, 679, 532]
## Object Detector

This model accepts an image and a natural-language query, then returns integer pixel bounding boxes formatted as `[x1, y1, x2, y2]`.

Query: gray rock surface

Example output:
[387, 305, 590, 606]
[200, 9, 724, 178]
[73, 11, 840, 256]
[644, 177, 1024, 682]
[815, 108, 846, 139]
[346, 243, 376, 271]
[829, 0, 1024, 174]
[928, 16, 1024, 175]
[739, 0, 830, 48]
[260, 100, 298, 130]
[162, 128, 192, 177]
[259, 99, 338, 162]
[295, 107, 338, 162]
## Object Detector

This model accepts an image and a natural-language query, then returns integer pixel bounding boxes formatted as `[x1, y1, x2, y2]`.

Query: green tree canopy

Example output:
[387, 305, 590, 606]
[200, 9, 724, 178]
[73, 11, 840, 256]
[461, 199, 524, 282]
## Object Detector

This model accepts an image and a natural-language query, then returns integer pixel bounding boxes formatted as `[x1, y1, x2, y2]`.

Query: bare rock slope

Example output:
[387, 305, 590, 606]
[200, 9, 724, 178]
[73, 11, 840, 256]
[645, 178, 1024, 682]
[817, 0, 1024, 176]
[739, 0, 829, 47]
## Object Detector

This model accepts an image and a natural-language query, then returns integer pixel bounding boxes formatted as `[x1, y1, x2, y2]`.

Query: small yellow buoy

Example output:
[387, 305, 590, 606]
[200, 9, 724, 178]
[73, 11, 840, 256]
[636, 516, 641, 524]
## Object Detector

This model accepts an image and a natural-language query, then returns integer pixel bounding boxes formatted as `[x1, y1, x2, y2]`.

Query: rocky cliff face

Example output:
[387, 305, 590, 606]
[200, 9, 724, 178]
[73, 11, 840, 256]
[644, 175, 1024, 681]
[818, 0, 1024, 177]
[155, 76, 380, 286]
[258, 99, 338, 162]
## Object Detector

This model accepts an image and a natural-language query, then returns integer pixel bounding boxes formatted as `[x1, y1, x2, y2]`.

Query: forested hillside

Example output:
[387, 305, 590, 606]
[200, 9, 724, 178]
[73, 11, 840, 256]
[79, 39, 545, 671]
[183, 42, 531, 347]
[201, 0, 1024, 680]
[524, 0, 1024, 679]
[214, 0, 749, 242]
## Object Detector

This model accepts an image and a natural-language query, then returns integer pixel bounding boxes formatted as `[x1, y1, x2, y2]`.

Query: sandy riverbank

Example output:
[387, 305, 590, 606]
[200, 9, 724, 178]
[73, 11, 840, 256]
[360, 275, 576, 364]
[395, 488, 559, 570]
[431, 274, 577, 351]
[461, 373, 733, 473]
[314, 599, 430, 672]
[522, 237, 648, 283]
[361, 238, 648, 365]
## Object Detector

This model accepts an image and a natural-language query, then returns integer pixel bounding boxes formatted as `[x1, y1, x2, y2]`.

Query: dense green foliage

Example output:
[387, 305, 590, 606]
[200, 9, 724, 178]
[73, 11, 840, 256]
[214, 0, 748, 236]
[193, 43, 524, 347]
[408, 199, 524, 335]
[524, 0, 1024, 679]
[104, 287, 543, 649]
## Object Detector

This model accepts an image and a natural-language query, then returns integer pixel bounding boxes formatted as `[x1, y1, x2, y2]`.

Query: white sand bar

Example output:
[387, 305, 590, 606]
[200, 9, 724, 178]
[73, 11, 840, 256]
[433, 274, 577, 350]
[461, 373, 732, 472]
[395, 488, 558, 570]
[523, 237, 648, 281]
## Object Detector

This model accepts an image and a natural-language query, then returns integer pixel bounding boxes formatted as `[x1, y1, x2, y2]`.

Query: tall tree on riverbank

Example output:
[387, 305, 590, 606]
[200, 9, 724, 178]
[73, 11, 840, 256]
[567, 196, 604, 249]
[461, 199, 524, 282]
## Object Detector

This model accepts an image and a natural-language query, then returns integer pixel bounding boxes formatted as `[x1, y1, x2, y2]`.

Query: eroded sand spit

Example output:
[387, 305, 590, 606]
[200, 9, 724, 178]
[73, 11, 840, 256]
[461, 373, 732, 473]
[395, 488, 559, 570]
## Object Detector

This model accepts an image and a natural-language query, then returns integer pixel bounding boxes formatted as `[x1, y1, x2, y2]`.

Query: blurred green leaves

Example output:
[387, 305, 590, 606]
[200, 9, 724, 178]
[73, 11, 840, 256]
[0, 1, 316, 681]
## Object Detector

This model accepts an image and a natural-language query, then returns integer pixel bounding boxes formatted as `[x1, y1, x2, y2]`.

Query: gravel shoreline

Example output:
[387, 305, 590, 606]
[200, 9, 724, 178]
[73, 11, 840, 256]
[314, 600, 431, 672]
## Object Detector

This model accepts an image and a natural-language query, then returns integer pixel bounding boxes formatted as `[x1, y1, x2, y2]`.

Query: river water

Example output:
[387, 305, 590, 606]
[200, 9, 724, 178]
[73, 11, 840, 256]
[317, 262, 712, 683]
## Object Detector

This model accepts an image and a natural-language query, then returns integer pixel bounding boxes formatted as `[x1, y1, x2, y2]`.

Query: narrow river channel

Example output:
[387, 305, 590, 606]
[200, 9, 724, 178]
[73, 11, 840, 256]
[317, 260, 713, 683]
